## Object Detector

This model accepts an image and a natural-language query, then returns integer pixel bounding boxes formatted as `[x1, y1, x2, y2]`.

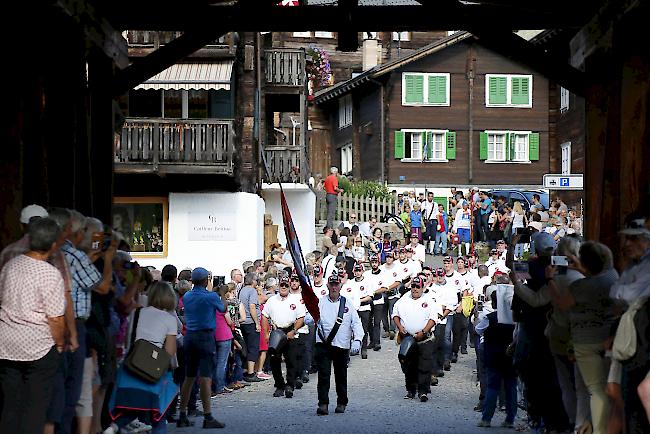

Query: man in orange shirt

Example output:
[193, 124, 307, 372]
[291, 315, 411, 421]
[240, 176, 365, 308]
[324, 167, 342, 228]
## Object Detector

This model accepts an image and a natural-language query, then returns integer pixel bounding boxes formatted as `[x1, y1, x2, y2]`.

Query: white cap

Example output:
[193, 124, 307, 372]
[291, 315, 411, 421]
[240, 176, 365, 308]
[527, 221, 543, 232]
[20, 204, 48, 224]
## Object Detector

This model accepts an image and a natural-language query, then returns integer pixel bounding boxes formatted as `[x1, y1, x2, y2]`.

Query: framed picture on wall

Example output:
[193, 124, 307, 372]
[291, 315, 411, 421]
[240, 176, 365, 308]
[112, 197, 169, 258]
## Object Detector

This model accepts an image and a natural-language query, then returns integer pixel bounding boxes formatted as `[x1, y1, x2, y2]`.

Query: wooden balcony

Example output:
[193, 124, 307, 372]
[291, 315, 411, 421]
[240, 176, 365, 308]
[264, 49, 306, 89]
[125, 31, 229, 47]
[114, 118, 235, 175]
[263, 146, 304, 183]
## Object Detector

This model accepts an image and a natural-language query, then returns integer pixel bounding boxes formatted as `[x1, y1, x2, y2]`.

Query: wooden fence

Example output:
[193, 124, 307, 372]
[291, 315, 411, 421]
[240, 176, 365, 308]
[316, 192, 398, 223]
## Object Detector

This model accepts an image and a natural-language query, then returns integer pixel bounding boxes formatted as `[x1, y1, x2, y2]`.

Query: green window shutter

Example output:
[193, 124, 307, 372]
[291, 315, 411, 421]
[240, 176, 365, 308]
[506, 133, 513, 161]
[511, 77, 530, 105]
[528, 132, 540, 161]
[394, 131, 405, 159]
[428, 75, 447, 104]
[446, 131, 456, 160]
[488, 76, 507, 105]
[405, 74, 424, 104]
[479, 132, 488, 160]
[425, 131, 433, 160]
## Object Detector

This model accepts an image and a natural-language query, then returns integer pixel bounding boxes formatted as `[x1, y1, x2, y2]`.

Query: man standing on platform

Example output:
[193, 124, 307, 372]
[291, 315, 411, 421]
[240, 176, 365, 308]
[314, 274, 364, 415]
[324, 167, 343, 228]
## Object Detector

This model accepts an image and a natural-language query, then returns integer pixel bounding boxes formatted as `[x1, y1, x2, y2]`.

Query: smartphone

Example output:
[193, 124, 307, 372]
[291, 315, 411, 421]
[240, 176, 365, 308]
[102, 225, 113, 251]
[551, 256, 569, 266]
[91, 232, 103, 251]
[513, 261, 529, 273]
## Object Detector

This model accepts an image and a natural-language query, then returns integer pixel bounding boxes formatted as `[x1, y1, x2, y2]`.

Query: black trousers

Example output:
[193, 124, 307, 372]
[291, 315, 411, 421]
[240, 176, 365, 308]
[270, 338, 299, 389]
[304, 323, 316, 373]
[371, 303, 384, 347]
[384, 297, 398, 332]
[358, 310, 371, 350]
[296, 332, 307, 376]
[401, 340, 434, 395]
[432, 324, 446, 372]
[315, 343, 349, 406]
[452, 314, 469, 354]
[0, 346, 61, 434]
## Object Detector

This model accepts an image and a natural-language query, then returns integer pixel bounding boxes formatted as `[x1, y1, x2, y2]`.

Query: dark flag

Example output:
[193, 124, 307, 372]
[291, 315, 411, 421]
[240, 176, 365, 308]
[280, 187, 320, 322]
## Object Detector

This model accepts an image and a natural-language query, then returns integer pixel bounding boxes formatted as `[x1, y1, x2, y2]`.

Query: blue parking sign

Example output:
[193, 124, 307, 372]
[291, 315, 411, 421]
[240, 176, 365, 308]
[560, 177, 569, 187]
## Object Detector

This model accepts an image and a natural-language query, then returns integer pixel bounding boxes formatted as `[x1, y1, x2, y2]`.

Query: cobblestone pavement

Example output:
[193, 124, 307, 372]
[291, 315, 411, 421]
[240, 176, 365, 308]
[168, 337, 524, 434]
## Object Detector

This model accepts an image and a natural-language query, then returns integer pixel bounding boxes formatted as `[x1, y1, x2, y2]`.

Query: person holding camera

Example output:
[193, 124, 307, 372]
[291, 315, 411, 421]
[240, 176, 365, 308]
[393, 276, 438, 402]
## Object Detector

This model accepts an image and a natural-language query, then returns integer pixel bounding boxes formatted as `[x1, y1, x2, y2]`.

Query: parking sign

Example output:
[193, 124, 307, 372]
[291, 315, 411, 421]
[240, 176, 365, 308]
[543, 174, 583, 190]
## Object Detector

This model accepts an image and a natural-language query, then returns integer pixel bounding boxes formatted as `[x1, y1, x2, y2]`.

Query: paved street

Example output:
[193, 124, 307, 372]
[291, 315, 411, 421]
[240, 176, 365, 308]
[168, 338, 522, 434]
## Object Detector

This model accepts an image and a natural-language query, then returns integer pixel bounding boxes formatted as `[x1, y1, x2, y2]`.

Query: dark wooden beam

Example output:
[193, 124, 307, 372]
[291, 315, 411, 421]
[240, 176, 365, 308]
[471, 30, 588, 96]
[107, 4, 591, 31]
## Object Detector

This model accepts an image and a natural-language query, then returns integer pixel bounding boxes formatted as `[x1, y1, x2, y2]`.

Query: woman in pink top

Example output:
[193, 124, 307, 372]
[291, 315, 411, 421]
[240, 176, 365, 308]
[212, 285, 234, 394]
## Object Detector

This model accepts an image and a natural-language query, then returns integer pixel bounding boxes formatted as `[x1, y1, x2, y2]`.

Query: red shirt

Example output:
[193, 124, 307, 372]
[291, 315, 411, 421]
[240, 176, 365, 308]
[324, 174, 339, 194]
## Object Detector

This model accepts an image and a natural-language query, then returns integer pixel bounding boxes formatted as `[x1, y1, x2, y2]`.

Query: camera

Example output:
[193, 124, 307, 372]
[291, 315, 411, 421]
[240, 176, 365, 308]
[513, 261, 529, 273]
[515, 227, 533, 244]
[123, 261, 138, 270]
[551, 256, 569, 266]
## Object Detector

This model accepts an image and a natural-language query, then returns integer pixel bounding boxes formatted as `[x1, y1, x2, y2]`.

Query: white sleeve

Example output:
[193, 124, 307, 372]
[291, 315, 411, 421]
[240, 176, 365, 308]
[295, 300, 306, 318]
[391, 299, 402, 319]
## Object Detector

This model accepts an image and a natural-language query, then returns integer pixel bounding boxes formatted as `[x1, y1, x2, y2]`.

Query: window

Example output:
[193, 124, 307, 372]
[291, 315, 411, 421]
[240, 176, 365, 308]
[392, 32, 411, 41]
[393, 130, 455, 162]
[365, 32, 378, 40]
[341, 143, 353, 174]
[113, 197, 168, 258]
[338, 95, 352, 129]
[402, 73, 450, 106]
[292, 32, 311, 37]
[561, 141, 571, 174]
[560, 87, 570, 113]
[485, 74, 533, 107]
[487, 133, 506, 161]
[314, 31, 334, 38]
[480, 131, 539, 163]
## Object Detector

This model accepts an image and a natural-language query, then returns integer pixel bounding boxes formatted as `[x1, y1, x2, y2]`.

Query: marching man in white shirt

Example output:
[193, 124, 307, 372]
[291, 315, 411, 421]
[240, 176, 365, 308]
[428, 268, 457, 380]
[381, 251, 403, 340]
[312, 264, 327, 299]
[289, 273, 312, 387]
[367, 255, 388, 351]
[348, 263, 373, 359]
[262, 276, 306, 398]
[392, 276, 438, 402]
[314, 273, 364, 416]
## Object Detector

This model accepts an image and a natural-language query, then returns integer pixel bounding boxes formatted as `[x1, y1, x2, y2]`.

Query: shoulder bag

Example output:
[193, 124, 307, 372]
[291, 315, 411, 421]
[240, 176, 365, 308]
[124, 308, 172, 383]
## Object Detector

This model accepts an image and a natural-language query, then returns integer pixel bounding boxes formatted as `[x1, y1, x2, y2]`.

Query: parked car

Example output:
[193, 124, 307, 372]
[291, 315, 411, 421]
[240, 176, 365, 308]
[487, 189, 549, 211]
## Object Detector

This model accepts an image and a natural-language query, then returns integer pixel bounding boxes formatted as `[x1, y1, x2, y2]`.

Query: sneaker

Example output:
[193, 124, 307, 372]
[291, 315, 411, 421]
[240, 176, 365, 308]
[461, 348, 468, 355]
[334, 404, 346, 413]
[404, 391, 415, 399]
[202, 418, 225, 429]
[451, 353, 458, 363]
[302, 373, 310, 383]
[430, 376, 439, 386]
[389, 331, 396, 340]
[177, 416, 194, 428]
[316, 404, 328, 416]
[373, 345, 381, 352]
[126, 419, 152, 433]
[243, 374, 263, 383]
[436, 370, 445, 378]
[256, 371, 272, 380]
[102, 423, 119, 434]
[443, 361, 451, 371]
[295, 379, 303, 389]
[273, 387, 284, 397]
[383, 331, 390, 338]
[477, 420, 491, 428]
[419, 393, 429, 402]
[284, 386, 294, 398]
[361, 349, 368, 359]
[501, 421, 514, 428]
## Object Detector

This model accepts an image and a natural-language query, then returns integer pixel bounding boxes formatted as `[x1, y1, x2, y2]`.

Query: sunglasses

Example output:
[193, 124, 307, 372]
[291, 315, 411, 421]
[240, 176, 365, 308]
[280, 283, 289, 288]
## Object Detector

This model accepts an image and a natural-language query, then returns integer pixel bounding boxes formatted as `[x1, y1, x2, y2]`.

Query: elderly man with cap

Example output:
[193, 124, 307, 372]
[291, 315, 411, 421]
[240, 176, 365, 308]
[262, 276, 306, 399]
[347, 262, 373, 358]
[393, 276, 438, 402]
[428, 268, 457, 379]
[314, 273, 364, 415]
[177, 267, 227, 429]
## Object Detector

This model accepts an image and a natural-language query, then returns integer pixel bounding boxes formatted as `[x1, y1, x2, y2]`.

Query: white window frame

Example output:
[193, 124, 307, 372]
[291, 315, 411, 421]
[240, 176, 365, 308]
[399, 129, 449, 163]
[512, 133, 530, 162]
[486, 131, 507, 162]
[392, 32, 411, 41]
[561, 141, 571, 174]
[314, 31, 334, 38]
[485, 74, 533, 108]
[338, 95, 352, 129]
[560, 87, 570, 113]
[341, 143, 353, 175]
[401, 72, 450, 107]
[484, 130, 532, 164]
[292, 32, 312, 38]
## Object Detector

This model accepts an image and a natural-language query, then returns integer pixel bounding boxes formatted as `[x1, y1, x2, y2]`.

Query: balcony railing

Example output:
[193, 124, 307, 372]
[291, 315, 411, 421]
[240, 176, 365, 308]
[125, 31, 229, 47]
[264, 49, 306, 87]
[263, 146, 304, 183]
[114, 118, 234, 175]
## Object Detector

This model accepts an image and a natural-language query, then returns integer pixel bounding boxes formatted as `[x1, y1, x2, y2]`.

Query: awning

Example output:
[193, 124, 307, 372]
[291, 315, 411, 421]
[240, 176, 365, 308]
[134, 61, 233, 91]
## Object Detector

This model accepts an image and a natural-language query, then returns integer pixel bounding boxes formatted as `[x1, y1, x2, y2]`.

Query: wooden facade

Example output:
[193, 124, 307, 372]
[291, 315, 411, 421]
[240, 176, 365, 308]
[316, 36, 550, 187]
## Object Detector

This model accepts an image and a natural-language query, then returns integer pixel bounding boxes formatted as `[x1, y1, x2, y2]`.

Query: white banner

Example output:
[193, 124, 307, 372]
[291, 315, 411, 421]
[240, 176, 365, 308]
[187, 212, 236, 241]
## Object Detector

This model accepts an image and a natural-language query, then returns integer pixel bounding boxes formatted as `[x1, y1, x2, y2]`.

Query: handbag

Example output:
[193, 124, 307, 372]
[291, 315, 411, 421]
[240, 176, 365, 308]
[124, 308, 172, 383]
[612, 296, 648, 361]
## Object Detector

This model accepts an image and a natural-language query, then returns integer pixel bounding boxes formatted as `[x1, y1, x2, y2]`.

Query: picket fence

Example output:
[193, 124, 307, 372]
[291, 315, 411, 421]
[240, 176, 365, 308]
[316, 192, 399, 223]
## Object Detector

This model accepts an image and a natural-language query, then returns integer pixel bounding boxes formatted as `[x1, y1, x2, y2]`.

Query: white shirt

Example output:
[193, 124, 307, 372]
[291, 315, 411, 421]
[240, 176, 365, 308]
[367, 270, 386, 305]
[422, 288, 445, 325]
[432, 280, 460, 323]
[444, 271, 463, 295]
[130, 307, 177, 350]
[453, 209, 472, 231]
[288, 290, 310, 334]
[392, 292, 437, 335]
[485, 258, 509, 277]
[313, 282, 328, 299]
[340, 279, 360, 310]
[352, 276, 373, 312]
[457, 270, 475, 294]
[262, 293, 306, 329]
[381, 263, 403, 299]
[410, 244, 426, 264]
[316, 295, 364, 349]
[422, 200, 438, 221]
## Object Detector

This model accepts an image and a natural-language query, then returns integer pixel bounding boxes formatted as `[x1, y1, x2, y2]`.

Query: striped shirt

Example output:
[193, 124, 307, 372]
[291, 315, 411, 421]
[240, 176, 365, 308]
[61, 240, 102, 319]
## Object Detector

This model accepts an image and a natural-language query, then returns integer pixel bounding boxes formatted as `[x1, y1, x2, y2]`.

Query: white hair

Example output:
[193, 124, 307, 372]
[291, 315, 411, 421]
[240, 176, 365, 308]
[330, 167, 338, 174]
